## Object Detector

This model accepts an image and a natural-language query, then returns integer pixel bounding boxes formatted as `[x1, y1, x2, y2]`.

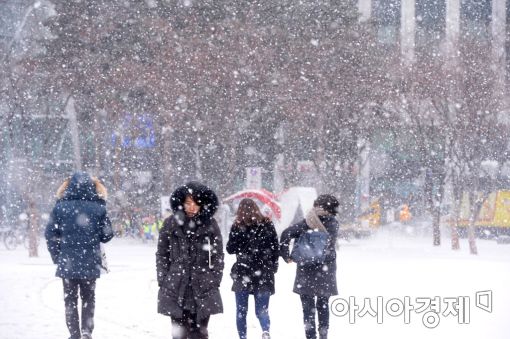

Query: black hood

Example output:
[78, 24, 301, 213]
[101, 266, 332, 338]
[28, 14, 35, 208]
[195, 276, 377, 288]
[170, 181, 218, 223]
[62, 172, 100, 202]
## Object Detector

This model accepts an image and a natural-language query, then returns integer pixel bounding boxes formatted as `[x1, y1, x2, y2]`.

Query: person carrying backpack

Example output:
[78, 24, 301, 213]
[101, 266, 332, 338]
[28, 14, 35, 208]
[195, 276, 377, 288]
[279, 194, 339, 339]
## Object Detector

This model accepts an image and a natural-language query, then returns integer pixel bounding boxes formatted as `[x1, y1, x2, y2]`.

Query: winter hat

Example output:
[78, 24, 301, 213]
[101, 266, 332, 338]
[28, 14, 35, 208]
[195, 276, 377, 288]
[313, 194, 339, 215]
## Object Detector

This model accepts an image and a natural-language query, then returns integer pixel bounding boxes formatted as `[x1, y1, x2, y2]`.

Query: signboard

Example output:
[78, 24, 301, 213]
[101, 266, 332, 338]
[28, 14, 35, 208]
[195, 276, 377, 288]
[246, 167, 262, 190]
[160, 195, 171, 219]
[111, 114, 156, 149]
[297, 160, 316, 186]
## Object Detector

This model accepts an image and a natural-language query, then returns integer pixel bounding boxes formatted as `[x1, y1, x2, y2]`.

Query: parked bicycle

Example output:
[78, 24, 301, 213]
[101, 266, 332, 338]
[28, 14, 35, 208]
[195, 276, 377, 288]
[0, 212, 47, 250]
[1, 226, 18, 250]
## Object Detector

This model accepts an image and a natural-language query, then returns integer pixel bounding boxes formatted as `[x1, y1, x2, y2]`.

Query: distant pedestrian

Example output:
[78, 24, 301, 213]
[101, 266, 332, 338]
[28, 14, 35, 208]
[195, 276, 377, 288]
[45, 172, 114, 339]
[226, 198, 279, 339]
[399, 203, 412, 224]
[280, 194, 340, 339]
[156, 182, 224, 339]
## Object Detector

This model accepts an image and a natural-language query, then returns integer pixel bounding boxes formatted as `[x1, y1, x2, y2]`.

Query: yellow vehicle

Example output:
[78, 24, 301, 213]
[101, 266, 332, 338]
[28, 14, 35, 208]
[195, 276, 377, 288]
[455, 190, 510, 236]
[359, 200, 382, 229]
[340, 200, 381, 239]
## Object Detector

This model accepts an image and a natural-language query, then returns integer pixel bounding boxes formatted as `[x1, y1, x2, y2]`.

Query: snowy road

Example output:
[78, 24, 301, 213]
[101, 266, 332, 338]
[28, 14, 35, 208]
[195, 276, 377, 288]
[1, 230, 509, 339]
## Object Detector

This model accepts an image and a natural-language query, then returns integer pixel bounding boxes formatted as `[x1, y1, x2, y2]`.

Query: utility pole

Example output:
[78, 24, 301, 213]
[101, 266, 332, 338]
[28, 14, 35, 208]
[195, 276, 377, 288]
[358, 0, 371, 22]
[445, 0, 460, 65]
[492, 0, 507, 120]
[401, 0, 416, 68]
[273, 124, 285, 194]
[65, 95, 82, 171]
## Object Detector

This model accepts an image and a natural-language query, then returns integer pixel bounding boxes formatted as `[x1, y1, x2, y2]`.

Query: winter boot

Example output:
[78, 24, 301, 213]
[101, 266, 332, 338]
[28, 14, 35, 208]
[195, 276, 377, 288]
[318, 328, 328, 339]
[81, 333, 92, 339]
[262, 331, 271, 339]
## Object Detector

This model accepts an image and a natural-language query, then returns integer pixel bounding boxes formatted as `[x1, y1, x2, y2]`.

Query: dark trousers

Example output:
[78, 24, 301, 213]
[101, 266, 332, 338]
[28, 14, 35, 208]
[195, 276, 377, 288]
[171, 310, 210, 339]
[63, 278, 96, 339]
[300, 295, 330, 339]
[235, 291, 271, 339]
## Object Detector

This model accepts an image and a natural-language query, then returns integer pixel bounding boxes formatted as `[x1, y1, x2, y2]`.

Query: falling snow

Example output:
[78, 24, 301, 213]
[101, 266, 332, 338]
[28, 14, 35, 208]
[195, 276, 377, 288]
[1, 1, 510, 339]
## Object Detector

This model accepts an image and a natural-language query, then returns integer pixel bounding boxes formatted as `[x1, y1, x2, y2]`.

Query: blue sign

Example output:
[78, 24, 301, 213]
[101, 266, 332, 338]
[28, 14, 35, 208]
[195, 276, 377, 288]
[111, 114, 156, 149]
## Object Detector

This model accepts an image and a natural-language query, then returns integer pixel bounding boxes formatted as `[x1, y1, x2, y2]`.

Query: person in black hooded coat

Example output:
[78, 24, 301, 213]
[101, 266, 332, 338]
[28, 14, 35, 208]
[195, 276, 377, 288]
[156, 182, 224, 339]
[226, 198, 279, 339]
[45, 172, 114, 339]
[280, 194, 340, 339]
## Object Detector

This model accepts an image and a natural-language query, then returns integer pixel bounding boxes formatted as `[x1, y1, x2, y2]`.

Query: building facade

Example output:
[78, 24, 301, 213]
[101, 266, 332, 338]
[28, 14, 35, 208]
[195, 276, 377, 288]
[359, 0, 509, 124]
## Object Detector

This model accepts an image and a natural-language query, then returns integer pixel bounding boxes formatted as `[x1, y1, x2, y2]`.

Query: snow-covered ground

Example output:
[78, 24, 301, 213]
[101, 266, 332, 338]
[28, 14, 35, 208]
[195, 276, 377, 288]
[1, 227, 509, 339]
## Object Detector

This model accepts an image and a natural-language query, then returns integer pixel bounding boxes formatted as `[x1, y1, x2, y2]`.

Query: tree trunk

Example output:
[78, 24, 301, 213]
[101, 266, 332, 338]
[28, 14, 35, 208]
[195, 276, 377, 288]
[432, 172, 445, 246]
[467, 219, 478, 255]
[357, 139, 370, 224]
[113, 133, 122, 191]
[432, 205, 441, 246]
[451, 192, 460, 250]
[467, 191, 479, 255]
[451, 224, 460, 250]
[92, 109, 106, 175]
[27, 196, 39, 258]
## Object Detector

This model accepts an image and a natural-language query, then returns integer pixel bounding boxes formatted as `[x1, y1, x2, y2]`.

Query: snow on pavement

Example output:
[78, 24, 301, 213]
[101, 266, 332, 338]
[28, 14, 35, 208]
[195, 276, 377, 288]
[1, 230, 509, 339]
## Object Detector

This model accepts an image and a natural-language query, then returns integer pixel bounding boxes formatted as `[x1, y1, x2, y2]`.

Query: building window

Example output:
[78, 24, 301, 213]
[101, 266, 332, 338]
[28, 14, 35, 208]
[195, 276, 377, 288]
[0, 3, 22, 41]
[460, 0, 492, 41]
[415, 0, 446, 58]
[373, 0, 401, 45]
[416, 0, 446, 40]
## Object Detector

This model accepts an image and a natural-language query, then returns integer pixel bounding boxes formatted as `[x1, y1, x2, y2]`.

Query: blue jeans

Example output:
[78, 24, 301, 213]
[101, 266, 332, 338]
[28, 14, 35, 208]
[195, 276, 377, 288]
[235, 291, 271, 339]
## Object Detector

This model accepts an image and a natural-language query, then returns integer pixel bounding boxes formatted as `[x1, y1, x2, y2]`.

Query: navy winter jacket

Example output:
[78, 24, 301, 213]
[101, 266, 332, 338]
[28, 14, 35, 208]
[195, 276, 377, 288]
[45, 172, 113, 279]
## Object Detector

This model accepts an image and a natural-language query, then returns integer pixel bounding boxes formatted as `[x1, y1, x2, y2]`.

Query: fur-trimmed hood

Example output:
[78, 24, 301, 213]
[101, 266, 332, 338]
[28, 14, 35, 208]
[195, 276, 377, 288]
[56, 172, 107, 201]
[170, 181, 218, 223]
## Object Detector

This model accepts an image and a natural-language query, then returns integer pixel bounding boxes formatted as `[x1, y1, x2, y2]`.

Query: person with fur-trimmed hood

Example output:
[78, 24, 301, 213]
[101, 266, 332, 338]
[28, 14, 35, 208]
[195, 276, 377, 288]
[45, 172, 114, 339]
[156, 181, 224, 339]
[280, 194, 340, 339]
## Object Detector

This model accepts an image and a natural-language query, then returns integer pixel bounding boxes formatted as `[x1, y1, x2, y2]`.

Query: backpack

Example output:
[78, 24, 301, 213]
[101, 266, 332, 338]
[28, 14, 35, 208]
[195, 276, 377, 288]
[290, 229, 329, 266]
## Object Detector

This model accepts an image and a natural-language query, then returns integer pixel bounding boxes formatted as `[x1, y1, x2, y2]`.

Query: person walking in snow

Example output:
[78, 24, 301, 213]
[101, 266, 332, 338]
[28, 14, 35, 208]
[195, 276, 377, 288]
[226, 198, 279, 339]
[45, 172, 114, 339]
[156, 182, 224, 339]
[280, 194, 340, 339]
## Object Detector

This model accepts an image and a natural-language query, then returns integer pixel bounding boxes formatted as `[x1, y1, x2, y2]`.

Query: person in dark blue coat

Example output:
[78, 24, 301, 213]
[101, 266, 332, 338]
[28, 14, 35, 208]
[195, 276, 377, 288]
[280, 194, 339, 339]
[45, 172, 114, 339]
[226, 198, 279, 339]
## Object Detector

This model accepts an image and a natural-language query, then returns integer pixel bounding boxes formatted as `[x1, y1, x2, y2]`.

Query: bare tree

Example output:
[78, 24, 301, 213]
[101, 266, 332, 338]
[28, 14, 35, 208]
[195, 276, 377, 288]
[393, 32, 507, 253]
